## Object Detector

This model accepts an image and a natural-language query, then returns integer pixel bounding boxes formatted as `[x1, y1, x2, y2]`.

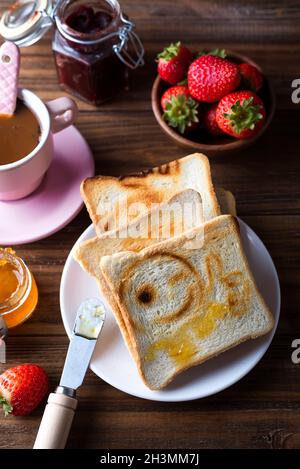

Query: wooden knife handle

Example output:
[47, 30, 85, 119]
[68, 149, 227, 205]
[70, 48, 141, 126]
[34, 392, 78, 449]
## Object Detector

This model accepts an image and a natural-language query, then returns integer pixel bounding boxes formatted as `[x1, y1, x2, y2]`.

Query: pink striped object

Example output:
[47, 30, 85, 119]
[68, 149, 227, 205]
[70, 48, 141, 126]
[0, 41, 20, 117]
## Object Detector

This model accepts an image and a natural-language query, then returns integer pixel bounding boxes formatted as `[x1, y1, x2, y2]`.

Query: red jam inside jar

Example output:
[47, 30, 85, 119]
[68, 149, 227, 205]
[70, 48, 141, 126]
[66, 6, 112, 33]
[53, 0, 128, 105]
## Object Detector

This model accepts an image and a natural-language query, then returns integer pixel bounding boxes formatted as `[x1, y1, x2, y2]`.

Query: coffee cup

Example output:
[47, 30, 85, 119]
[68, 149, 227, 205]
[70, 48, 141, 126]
[0, 88, 77, 201]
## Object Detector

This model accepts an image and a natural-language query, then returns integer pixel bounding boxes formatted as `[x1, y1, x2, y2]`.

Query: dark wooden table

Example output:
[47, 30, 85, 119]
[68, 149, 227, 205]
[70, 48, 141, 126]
[1, 0, 300, 449]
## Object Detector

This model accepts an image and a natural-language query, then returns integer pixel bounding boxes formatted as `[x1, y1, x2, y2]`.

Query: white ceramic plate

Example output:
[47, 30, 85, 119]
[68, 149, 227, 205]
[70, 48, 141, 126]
[60, 219, 280, 402]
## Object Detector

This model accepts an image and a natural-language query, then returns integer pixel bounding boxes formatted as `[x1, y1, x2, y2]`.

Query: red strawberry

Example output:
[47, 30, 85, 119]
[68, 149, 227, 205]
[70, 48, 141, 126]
[157, 42, 192, 85]
[0, 364, 49, 416]
[161, 85, 190, 110]
[203, 104, 224, 137]
[161, 86, 199, 134]
[238, 63, 263, 92]
[188, 55, 240, 102]
[216, 90, 266, 139]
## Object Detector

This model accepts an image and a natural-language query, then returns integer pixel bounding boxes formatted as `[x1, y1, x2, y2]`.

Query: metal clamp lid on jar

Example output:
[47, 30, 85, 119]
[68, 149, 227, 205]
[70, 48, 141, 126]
[113, 15, 144, 69]
[0, 0, 144, 69]
[0, 0, 54, 47]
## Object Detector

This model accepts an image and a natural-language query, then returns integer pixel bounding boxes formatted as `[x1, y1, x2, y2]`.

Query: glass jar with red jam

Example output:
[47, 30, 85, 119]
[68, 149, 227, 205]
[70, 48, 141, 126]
[0, 0, 144, 106]
[53, 0, 144, 105]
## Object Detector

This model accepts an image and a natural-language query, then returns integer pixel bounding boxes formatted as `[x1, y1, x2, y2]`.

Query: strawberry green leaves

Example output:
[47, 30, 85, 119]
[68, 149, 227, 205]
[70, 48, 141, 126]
[224, 97, 263, 134]
[197, 48, 227, 59]
[0, 396, 12, 416]
[163, 94, 199, 134]
[157, 42, 182, 61]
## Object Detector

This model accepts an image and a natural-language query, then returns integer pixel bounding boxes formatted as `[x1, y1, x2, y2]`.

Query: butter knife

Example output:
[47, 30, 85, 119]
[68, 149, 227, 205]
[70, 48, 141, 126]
[34, 298, 106, 449]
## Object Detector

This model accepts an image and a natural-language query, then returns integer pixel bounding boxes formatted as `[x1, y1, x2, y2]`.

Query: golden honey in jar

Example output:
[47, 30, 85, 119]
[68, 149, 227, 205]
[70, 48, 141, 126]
[0, 248, 38, 329]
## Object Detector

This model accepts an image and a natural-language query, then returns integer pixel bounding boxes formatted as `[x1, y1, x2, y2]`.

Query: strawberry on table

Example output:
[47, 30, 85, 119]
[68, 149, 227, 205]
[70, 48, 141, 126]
[188, 55, 241, 102]
[238, 63, 263, 92]
[203, 103, 224, 137]
[161, 85, 199, 134]
[216, 90, 266, 139]
[157, 42, 192, 85]
[0, 364, 49, 416]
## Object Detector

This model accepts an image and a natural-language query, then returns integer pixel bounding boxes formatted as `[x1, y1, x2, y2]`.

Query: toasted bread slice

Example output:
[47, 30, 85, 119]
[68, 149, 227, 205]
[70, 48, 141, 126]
[73, 189, 203, 357]
[74, 189, 203, 280]
[75, 186, 235, 282]
[215, 187, 237, 216]
[100, 215, 274, 390]
[81, 153, 220, 235]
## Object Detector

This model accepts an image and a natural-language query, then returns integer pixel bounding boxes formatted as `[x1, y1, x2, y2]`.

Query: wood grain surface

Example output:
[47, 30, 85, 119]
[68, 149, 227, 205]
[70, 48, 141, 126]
[1, 0, 300, 449]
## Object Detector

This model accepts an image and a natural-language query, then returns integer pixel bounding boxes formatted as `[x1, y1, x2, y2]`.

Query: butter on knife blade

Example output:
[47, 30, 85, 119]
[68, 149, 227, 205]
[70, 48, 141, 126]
[74, 298, 106, 339]
[58, 297, 106, 392]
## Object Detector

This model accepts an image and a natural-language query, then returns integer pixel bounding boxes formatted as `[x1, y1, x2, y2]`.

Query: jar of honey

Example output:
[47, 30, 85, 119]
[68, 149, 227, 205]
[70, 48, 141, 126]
[0, 0, 144, 106]
[0, 248, 38, 329]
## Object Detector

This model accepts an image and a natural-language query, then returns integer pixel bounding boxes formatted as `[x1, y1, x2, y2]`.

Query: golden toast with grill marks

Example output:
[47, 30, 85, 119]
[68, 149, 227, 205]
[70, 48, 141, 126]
[81, 153, 221, 235]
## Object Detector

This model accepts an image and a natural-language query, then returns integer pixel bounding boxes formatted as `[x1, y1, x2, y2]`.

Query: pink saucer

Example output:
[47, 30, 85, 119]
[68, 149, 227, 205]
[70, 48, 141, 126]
[0, 126, 94, 245]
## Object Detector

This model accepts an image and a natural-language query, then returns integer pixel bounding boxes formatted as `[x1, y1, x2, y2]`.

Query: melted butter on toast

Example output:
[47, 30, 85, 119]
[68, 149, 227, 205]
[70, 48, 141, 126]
[145, 302, 230, 366]
[130, 252, 252, 367]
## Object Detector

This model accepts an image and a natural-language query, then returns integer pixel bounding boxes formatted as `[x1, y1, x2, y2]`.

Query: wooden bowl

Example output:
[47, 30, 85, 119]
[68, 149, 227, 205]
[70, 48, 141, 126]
[151, 51, 275, 157]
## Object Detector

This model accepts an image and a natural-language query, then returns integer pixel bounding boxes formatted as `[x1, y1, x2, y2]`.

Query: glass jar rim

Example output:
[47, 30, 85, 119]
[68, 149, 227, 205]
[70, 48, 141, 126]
[0, 0, 54, 47]
[55, 0, 122, 46]
[0, 249, 31, 316]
